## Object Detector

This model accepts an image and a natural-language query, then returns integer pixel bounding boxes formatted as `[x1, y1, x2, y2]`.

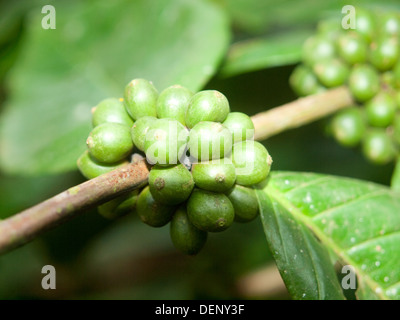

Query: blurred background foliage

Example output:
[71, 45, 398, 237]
[0, 0, 399, 300]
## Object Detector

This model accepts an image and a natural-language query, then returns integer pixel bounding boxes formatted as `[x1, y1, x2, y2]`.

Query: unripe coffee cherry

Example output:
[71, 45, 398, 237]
[393, 60, 400, 88]
[188, 121, 232, 161]
[226, 184, 259, 223]
[381, 71, 396, 88]
[393, 115, 400, 144]
[330, 108, 366, 147]
[124, 78, 158, 120]
[316, 19, 341, 39]
[336, 31, 368, 65]
[149, 164, 194, 205]
[395, 92, 400, 109]
[366, 92, 396, 127]
[348, 64, 380, 102]
[87, 123, 133, 163]
[379, 13, 400, 36]
[185, 90, 230, 129]
[170, 206, 207, 255]
[131, 116, 157, 151]
[369, 37, 399, 71]
[289, 65, 324, 97]
[222, 112, 255, 143]
[187, 189, 234, 232]
[144, 118, 188, 166]
[354, 8, 376, 43]
[98, 190, 139, 220]
[156, 85, 193, 126]
[92, 98, 133, 128]
[191, 159, 236, 192]
[232, 141, 272, 186]
[362, 129, 396, 165]
[301, 35, 336, 67]
[136, 186, 176, 227]
[312, 58, 350, 88]
[77, 150, 129, 179]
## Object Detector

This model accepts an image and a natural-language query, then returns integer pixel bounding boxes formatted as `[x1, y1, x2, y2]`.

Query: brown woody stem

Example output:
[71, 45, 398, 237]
[0, 87, 353, 255]
[0, 160, 149, 254]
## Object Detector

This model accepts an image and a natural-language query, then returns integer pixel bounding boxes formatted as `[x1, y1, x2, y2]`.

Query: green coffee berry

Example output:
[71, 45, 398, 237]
[92, 98, 133, 128]
[149, 164, 194, 205]
[316, 19, 341, 39]
[354, 8, 376, 43]
[191, 159, 236, 192]
[77, 150, 129, 179]
[301, 35, 336, 67]
[379, 13, 400, 36]
[393, 60, 400, 88]
[144, 118, 188, 165]
[222, 112, 255, 143]
[131, 116, 157, 151]
[136, 186, 175, 227]
[289, 65, 325, 97]
[366, 92, 396, 127]
[381, 71, 396, 88]
[156, 85, 193, 126]
[369, 36, 399, 71]
[98, 190, 139, 220]
[187, 189, 234, 232]
[331, 108, 366, 147]
[185, 90, 230, 129]
[336, 31, 368, 65]
[232, 141, 272, 186]
[87, 122, 133, 163]
[170, 206, 207, 255]
[124, 78, 158, 120]
[395, 91, 400, 108]
[226, 184, 259, 223]
[312, 58, 350, 88]
[348, 64, 380, 102]
[393, 115, 400, 144]
[188, 121, 232, 161]
[362, 129, 396, 165]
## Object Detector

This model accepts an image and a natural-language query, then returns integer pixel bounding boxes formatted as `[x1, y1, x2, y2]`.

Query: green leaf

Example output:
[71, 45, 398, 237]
[0, 0, 229, 175]
[222, 0, 400, 35]
[220, 30, 311, 77]
[256, 187, 345, 300]
[258, 171, 400, 300]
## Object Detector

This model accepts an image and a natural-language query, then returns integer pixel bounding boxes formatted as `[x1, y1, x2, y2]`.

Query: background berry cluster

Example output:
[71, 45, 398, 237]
[78, 78, 272, 255]
[290, 8, 400, 165]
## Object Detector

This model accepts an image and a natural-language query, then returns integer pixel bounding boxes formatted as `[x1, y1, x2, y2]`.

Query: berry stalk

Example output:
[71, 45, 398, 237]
[0, 87, 354, 255]
[252, 86, 353, 141]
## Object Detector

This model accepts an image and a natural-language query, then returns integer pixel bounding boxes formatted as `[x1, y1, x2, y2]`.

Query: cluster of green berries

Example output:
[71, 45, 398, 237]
[77, 78, 272, 255]
[290, 8, 400, 165]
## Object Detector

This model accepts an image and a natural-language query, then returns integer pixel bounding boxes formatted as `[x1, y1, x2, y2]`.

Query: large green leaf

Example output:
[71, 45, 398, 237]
[0, 0, 229, 175]
[220, 0, 400, 77]
[222, 0, 400, 35]
[220, 30, 311, 77]
[258, 171, 400, 300]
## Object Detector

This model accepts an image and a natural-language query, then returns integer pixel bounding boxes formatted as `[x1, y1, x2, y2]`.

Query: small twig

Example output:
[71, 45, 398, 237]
[0, 87, 354, 255]
[0, 160, 149, 255]
[252, 86, 353, 141]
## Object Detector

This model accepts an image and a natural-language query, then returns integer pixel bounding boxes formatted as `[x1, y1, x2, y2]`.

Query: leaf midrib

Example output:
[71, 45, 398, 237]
[266, 186, 389, 300]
